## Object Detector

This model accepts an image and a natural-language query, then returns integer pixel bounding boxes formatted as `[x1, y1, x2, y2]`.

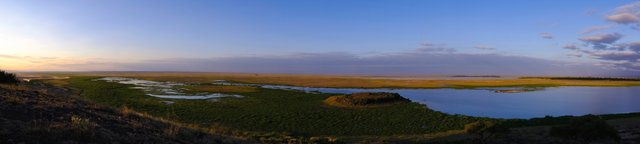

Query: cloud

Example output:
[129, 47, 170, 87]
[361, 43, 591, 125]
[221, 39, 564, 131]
[416, 47, 457, 53]
[613, 62, 640, 71]
[560, 2, 640, 72]
[579, 33, 623, 50]
[562, 44, 579, 50]
[540, 32, 553, 39]
[579, 25, 614, 34]
[97, 51, 636, 76]
[417, 42, 456, 53]
[607, 13, 640, 24]
[0, 54, 21, 59]
[474, 45, 496, 50]
[627, 42, 640, 52]
[605, 2, 640, 25]
[566, 53, 583, 58]
[0, 54, 115, 71]
[579, 33, 623, 44]
[590, 51, 640, 62]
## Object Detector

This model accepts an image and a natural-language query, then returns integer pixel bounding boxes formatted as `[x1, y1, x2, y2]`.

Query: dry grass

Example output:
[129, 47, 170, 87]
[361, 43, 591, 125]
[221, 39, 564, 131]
[0, 84, 29, 91]
[323, 96, 352, 108]
[49, 72, 640, 88]
[70, 115, 98, 131]
[44, 79, 69, 87]
[120, 106, 133, 118]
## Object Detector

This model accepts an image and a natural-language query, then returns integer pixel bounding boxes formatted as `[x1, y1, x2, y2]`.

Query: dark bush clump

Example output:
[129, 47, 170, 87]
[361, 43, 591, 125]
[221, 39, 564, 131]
[341, 92, 409, 105]
[0, 70, 19, 84]
[464, 121, 510, 144]
[549, 115, 620, 142]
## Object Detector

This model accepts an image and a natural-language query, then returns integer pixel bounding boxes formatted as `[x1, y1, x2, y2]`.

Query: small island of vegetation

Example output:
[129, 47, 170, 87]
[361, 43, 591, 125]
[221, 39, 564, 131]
[324, 92, 410, 108]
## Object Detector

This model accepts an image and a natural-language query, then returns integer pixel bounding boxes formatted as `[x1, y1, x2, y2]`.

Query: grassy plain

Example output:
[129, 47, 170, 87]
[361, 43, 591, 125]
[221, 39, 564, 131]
[46, 72, 640, 89]
[36, 73, 640, 143]
[66, 76, 487, 137]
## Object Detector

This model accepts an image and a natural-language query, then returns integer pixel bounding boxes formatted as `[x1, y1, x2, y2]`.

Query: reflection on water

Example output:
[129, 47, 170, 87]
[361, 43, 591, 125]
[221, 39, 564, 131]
[96, 77, 242, 100]
[213, 80, 640, 119]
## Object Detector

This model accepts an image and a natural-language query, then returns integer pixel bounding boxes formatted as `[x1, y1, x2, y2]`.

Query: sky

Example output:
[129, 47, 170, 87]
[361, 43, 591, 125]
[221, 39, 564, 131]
[1, 0, 640, 76]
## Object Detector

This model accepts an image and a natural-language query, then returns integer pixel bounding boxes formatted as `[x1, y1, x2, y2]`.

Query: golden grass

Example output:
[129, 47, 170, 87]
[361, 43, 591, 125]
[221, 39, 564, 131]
[44, 79, 69, 87]
[0, 84, 29, 91]
[180, 85, 257, 93]
[51, 72, 640, 88]
[323, 96, 352, 108]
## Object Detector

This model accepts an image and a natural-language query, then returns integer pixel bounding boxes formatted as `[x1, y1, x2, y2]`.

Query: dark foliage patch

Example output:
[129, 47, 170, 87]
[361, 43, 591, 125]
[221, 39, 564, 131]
[0, 70, 18, 84]
[549, 115, 620, 142]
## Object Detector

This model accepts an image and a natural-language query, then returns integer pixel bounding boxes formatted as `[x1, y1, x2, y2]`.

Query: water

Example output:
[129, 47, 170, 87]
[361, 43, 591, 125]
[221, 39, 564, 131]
[253, 84, 640, 119]
[96, 77, 242, 100]
[97, 77, 640, 118]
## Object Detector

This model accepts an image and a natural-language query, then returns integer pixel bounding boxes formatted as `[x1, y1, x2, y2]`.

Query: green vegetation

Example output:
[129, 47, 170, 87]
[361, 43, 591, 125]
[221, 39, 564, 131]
[54, 75, 640, 143]
[499, 113, 640, 128]
[66, 76, 486, 137]
[0, 81, 245, 143]
[464, 121, 510, 144]
[549, 115, 620, 142]
[324, 92, 410, 108]
[0, 70, 18, 84]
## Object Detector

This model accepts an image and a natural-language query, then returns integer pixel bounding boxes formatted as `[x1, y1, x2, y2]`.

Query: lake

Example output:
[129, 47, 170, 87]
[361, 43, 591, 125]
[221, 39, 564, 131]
[258, 84, 640, 119]
[98, 77, 640, 119]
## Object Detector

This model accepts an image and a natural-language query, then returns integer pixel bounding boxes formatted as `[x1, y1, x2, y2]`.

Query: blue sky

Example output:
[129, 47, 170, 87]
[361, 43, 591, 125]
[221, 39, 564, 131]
[1, 0, 639, 76]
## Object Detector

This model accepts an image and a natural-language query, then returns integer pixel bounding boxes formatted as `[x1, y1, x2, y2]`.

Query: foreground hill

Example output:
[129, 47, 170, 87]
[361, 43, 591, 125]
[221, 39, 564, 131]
[0, 82, 250, 144]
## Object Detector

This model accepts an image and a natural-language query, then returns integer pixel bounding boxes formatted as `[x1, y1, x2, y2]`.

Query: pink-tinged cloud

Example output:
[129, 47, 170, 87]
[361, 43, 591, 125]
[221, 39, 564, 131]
[605, 2, 640, 25]
[562, 44, 579, 50]
[607, 13, 640, 24]
[579, 25, 614, 34]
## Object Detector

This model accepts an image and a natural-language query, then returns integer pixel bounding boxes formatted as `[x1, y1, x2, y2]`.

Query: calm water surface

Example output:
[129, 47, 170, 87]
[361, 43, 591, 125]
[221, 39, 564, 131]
[259, 85, 640, 119]
[99, 77, 640, 119]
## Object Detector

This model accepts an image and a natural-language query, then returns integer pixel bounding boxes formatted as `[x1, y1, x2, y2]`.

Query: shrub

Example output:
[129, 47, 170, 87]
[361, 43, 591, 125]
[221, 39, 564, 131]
[340, 92, 409, 105]
[549, 115, 620, 142]
[0, 70, 19, 84]
[464, 121, 510, 144]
